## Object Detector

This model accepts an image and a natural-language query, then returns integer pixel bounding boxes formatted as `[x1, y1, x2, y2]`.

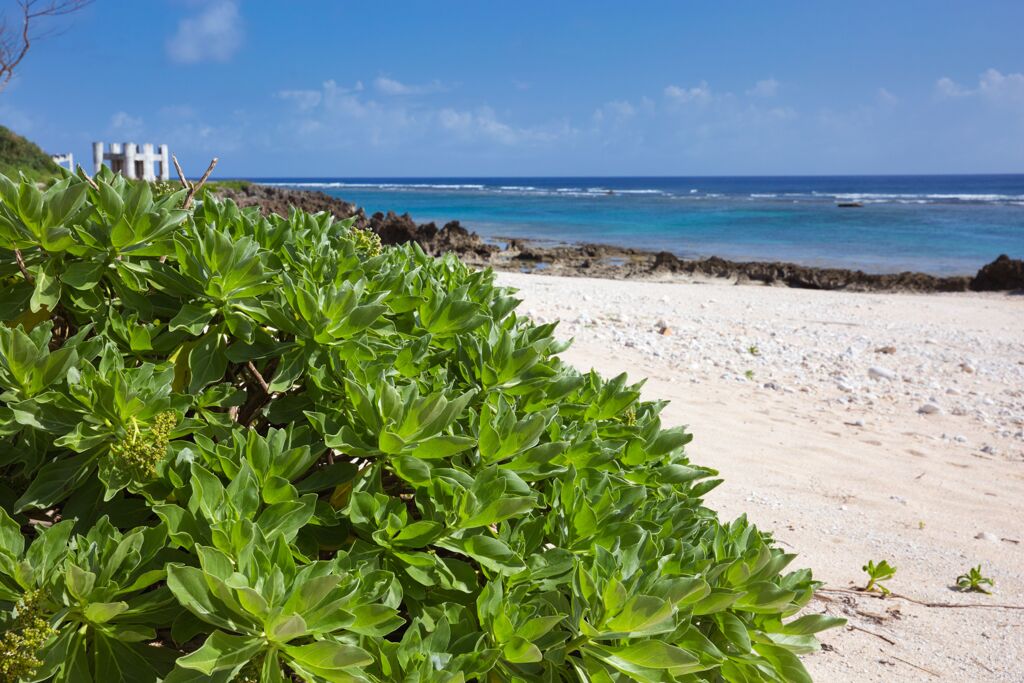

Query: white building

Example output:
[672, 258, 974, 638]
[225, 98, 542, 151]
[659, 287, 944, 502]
[92, 142, 170, 181]
[51, 152, 74, 171]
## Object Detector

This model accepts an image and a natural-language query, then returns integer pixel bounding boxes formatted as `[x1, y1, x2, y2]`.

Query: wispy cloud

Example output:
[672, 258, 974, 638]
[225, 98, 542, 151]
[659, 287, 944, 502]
[166, 0, 244, 65]
[592, 100, 637, 124]
[374, 76, 446, 96]
[747, 78, 779, 98]
[437, 106, 564, 145]
[877, 88, 898, 105]
[274, 74, 574, 152]
[108, 111, 144, 138]
[936, 76, 971, 98]
[276, 89, 323, 111]
[267, 72, 1021, 173]
[663, 82, 712, 105]
[936, 69, 1024, 103]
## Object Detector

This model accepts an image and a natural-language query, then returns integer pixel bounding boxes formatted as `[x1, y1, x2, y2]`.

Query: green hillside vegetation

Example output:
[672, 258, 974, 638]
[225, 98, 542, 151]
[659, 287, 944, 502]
[0, 167, 841, 682]
[0, 126, 59, 182]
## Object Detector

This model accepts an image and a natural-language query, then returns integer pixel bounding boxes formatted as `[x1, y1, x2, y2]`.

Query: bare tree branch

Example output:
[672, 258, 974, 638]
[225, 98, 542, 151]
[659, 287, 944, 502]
[13, 247, 32, 283]
[171, 154, 191, 192]
[0, 0, 91, 93]
[183, 157, 218, 209]
[76, 165, 98, 190]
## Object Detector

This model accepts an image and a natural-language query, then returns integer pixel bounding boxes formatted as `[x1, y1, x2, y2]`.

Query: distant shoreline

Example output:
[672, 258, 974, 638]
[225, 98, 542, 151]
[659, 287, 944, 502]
[245, 174, 1024, 273]
[211, 181, 1024, 294]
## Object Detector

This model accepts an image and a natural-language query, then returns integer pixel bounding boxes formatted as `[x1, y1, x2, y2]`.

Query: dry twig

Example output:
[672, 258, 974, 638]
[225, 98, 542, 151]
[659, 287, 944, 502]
[183, 158, 218, 209]
[77, 167, 99, 191]
[13, 247, 32, 283]
[818, 587, 1024, 611]
[0, 0, 91, 92]
[246, 361, 270, 395]
[171, 155, 191, 191]
[848, 623, 895, 645]
[891, 655, 940, 678]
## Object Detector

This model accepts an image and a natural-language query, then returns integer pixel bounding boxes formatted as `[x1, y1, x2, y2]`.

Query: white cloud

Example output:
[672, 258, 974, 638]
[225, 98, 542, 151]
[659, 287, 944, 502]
[664, 82, 712, 105]
[374, 76, 446, 96]
[977, 68, 1024, 102]
[438, 106, 535, 145]
[108, 111, 144, 138]
[936, 76, 970, 98]
[747, 78, 779, 98]
[593, 100, 636, 123]
[277, 89, 323, 111]
[158, 105, 197, 119]
[877, 88, 898, 105]
[936, 69, 1024, 102]
[275, 74, 569, 150]
[166, 0, 243, 64]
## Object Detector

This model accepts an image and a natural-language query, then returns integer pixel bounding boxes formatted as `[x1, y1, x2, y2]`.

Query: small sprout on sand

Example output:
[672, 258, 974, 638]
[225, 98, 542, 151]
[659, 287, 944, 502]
[862, 559, 897, 595]
[744, 369, 755, 380]
[956, 565, 994, 594]
[748, 345, 760, 356]
[918, 520, 926, 530]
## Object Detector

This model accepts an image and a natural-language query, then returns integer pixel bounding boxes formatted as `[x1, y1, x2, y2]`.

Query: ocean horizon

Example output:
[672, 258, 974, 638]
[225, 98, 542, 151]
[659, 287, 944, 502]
[251, 175, 1024, 276]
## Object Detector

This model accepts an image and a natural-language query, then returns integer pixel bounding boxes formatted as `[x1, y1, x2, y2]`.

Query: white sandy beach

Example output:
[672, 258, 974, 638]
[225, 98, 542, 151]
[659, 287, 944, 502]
[496, 271, 1024, 683]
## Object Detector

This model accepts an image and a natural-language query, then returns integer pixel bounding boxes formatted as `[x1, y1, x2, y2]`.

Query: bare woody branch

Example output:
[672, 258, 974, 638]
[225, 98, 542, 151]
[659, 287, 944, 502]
[184, 157, 218, 209]
[171, 155, 191, 191]
[171, 156, 219, 209]
[0, 0, 91, 93]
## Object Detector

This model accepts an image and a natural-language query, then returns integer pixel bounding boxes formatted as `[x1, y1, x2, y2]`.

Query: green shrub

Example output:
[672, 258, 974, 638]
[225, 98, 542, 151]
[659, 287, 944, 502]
[0, 126, 59, 183]
[0, 167, 840, 682]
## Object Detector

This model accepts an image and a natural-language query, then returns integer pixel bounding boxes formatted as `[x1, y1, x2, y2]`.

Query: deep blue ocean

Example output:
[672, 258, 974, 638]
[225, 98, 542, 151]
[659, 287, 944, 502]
[255, 176, 1024, 275]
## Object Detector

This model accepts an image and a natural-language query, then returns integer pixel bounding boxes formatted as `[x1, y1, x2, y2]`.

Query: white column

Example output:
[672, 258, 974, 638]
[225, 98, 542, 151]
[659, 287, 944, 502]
[124, 142, 137, 179]
[109, 143, 122, 175]
[92, 142, 104, 174]
[142, 143, 155, 180]
[158, 144, 170, 180]
[67, 152, 74, 170]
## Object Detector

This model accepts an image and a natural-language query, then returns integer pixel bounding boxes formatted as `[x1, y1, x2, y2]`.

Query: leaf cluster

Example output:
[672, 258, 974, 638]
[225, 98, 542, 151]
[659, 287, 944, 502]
[861, 560, 897, 596]
[0, 167, 840, 682]
[956, 565, 994, 594]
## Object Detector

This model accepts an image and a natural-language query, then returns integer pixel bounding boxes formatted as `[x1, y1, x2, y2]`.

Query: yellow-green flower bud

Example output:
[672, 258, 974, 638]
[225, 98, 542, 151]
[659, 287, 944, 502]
[108, 411, 178, 481]
[0, 590, 56, 683]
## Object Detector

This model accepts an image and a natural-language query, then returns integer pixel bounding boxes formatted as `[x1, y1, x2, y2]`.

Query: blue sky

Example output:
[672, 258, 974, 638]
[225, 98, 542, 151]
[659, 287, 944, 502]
[2, 0, 1023, 177]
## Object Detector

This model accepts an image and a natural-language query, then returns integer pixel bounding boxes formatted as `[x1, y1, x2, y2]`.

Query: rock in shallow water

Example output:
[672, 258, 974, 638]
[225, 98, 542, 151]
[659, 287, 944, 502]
[970, 254, 1024, 292]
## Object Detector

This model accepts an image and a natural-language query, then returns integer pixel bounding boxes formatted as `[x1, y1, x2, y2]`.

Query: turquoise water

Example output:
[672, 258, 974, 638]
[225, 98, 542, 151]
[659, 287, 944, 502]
[257, 176, 1024, 275]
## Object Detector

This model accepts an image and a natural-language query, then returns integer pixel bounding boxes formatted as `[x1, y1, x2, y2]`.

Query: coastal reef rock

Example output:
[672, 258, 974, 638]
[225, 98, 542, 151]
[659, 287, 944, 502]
[970, 254, 1024, 292]
[216, 184, 1023, 293]
[215, 183, 364, 223]
[213, 184, 496, 258]
[650, 252, 972, 293]
[366, 212, 497, 258]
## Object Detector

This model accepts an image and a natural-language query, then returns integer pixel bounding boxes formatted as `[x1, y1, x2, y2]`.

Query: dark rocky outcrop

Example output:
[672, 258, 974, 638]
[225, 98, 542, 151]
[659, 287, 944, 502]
[213, 184, 496, 258]
[367, 211, 419, 245]
[214, 183, 365, 225]
[969, 254, 1024, 292]
[361, 213, 497, 257]
[651, 254, 972, 292]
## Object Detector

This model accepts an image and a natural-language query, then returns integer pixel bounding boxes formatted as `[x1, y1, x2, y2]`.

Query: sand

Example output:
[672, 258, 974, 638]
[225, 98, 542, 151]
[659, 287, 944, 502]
[495, 271, 1024, 682]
